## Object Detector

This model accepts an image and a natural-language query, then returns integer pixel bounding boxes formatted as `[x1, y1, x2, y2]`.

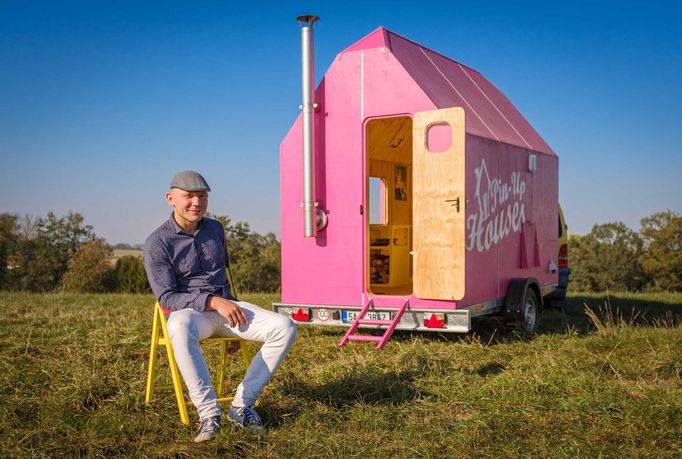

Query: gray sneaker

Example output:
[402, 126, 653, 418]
[194, 415, 221, 442]
[227, 406, 264, 431]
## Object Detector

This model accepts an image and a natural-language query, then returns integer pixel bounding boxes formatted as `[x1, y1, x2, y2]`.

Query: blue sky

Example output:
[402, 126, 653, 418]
[1, 1, 681, 244]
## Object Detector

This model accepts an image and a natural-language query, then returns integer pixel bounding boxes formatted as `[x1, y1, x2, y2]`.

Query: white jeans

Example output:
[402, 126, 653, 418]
[165, 301, 296, 420]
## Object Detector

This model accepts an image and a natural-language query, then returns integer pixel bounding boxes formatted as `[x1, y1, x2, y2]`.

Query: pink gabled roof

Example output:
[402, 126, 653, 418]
[341, 27, 555, 155]
[342, 27, 388, 53]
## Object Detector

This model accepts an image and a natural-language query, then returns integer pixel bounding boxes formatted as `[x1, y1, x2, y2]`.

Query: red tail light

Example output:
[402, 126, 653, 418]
[424, 313, 446, 328]
[558, 244, 569, 268]
[291, 308, 311, 322]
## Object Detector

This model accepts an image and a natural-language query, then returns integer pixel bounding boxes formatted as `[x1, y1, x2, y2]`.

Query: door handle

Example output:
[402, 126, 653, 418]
[445, 197, 460, 212]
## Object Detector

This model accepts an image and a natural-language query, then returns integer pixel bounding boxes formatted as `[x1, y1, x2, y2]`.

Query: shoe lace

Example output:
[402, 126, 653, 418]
[242, 407, 261, 426]
[198, 417, 220, 434]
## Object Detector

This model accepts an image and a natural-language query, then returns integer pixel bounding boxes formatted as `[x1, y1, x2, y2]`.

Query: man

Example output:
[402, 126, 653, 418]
[143, 171, 296, 442]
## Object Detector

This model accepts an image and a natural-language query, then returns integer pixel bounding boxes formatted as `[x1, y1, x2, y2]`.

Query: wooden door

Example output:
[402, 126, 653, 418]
[413, 107, 466, 300]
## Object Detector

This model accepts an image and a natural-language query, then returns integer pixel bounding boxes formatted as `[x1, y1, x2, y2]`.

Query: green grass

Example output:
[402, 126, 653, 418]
[0, 292, 680, 457]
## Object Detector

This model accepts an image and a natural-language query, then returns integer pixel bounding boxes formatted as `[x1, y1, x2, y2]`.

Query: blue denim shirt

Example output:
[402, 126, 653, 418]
[143, 215, 235, 312]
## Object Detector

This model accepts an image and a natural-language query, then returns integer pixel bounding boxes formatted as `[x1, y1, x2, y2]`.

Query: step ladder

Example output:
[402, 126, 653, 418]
[338, 298, 409, 350]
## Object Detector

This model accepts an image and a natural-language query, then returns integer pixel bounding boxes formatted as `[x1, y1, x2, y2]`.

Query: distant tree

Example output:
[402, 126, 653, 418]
[3, 214, 57, 291]
[17, 213, 38, 240]
[62, 240, 114, 293]
[36, 211, 96, 290]
[4, 211, 97, 291]
[38, 211, 95, 261]
[570, 222, 645, 292]
[113, 255, 150, 293]
[230, 228, 281, 294]
[207, 213, 281, 293]
[112, 243, 135, 250]
[639, 210, 682, 292]
[0, 213, 19, 288]
[7, 237, 56, 291]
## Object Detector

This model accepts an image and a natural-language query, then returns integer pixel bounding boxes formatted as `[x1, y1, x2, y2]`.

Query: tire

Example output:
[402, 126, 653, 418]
[504, 279, 542, 334]
[520, 288, 539, 334]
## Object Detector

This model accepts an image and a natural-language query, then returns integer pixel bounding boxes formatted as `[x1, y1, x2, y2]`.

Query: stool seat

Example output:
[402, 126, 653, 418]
[144, 302, 252, 425]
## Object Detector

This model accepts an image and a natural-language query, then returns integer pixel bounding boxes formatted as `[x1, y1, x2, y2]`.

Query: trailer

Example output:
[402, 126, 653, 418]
[274, 18, 560, 348]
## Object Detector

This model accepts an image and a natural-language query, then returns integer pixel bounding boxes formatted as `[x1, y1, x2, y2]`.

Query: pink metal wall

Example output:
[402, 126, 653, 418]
[464, 136, 559, 304]
[281, 46, 433, 307]
[280, 29, 559, 310]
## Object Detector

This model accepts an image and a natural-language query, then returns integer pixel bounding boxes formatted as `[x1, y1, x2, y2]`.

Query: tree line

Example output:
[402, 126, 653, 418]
[569, 210, 681, 292]
[1, 210, 679, 294]
[0, 211, 281, 294]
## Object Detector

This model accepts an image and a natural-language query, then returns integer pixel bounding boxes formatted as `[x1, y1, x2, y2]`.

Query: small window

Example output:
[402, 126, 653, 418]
[426, 122, 451, 153]
[369, 177, 387, 224]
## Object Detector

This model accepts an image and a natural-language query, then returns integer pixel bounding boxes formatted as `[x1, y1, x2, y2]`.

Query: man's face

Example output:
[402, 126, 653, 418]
[166, 188, 209, 227]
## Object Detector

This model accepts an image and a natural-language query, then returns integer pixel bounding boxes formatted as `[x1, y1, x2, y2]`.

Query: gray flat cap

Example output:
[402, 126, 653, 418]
[170, 171, 211, 192]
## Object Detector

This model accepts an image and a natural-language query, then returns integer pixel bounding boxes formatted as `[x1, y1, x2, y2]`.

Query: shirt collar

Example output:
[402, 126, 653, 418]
[167, 213, 205, 235]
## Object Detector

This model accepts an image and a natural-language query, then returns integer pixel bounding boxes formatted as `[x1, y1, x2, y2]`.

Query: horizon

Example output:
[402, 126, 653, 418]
[2, 1, 681, 245]
[14, 207, 674, 248]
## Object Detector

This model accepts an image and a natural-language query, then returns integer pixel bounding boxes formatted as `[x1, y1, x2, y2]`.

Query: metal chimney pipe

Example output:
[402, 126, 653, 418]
[297, 15, 319, 237]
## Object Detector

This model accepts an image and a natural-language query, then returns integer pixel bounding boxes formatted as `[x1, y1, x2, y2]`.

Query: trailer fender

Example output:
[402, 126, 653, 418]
[504, 278, 542, 333]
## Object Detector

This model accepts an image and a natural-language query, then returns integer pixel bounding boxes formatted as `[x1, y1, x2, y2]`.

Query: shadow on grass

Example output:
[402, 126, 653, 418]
[277, 367, 425, 413]
[261, 352, 503, 427]
[469, 361, 506, 376]
[260, 365, 426, 428]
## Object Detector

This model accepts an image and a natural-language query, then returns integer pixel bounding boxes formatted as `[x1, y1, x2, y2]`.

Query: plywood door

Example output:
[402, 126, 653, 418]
[413, 107, 466, 300]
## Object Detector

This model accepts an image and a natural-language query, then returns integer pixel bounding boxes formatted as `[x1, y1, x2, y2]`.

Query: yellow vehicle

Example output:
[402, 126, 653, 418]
[544, 205, 570, 308]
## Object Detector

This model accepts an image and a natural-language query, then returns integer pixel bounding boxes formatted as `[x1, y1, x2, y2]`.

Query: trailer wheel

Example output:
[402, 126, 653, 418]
[504, 279, 541, 334]
[520, 288, 539, 334]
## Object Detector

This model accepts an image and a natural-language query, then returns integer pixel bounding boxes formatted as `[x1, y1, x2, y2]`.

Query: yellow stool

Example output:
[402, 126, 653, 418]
[144, 302, 252, 425]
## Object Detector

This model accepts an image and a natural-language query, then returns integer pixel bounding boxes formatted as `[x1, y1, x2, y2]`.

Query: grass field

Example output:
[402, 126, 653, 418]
[0, 292, 680, 457]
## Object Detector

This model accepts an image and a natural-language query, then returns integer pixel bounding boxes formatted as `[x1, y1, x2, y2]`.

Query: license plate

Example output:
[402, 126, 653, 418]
[342, 310, 391, 323]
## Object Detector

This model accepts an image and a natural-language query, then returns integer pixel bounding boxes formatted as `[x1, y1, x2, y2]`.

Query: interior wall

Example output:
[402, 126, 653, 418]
[366, 116, 413, 226]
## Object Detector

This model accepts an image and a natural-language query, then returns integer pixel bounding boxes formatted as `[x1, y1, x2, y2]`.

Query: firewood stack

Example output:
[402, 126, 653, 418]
[370, 254, 390, 284]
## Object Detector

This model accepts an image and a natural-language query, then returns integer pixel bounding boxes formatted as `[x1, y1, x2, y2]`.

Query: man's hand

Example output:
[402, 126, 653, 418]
[205, 296, 248, 328]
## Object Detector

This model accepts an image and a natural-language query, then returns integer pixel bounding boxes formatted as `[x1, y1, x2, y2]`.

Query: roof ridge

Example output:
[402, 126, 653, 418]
[341, 26, 480, 76]
[382, 27, 481, 75]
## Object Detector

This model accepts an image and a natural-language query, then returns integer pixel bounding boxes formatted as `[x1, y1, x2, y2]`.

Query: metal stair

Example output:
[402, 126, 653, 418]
[338, 298, 409, 350]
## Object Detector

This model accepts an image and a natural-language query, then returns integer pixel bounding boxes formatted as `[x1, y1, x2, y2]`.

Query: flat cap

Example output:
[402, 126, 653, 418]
[170, 171, 211, 192]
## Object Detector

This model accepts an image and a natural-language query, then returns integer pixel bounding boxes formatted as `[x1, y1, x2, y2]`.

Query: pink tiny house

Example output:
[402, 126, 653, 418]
[274, 19, 560, 346]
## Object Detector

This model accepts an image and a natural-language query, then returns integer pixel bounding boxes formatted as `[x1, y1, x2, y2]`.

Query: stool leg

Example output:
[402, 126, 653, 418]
[145, 306, 161, 404]
[240, 340, 251, 370]
[217, 341, 228, 397]
[159, 310, 191, 425]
